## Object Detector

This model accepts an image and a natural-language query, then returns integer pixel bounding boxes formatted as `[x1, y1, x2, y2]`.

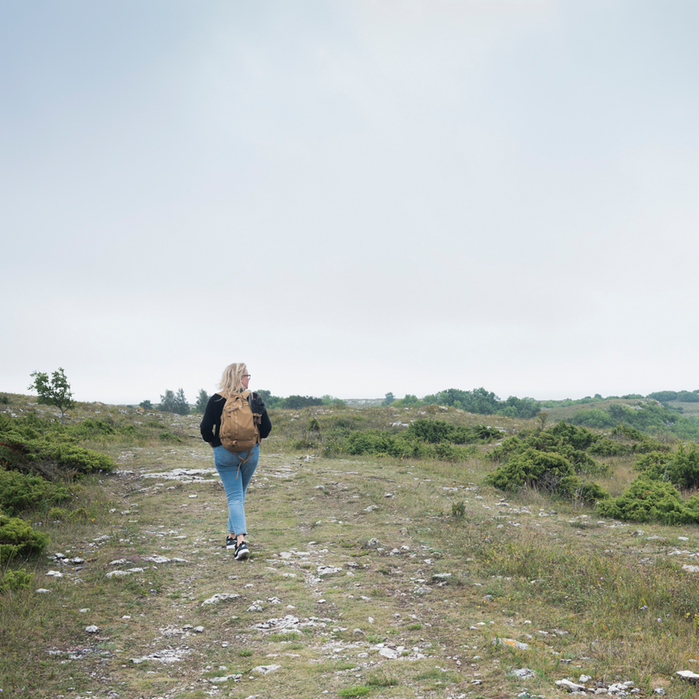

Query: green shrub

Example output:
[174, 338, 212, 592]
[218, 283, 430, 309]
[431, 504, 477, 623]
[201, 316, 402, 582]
[0, 414, 115, 477]
[597, 476, 691, 525]
[487, 448, 573, 491]
[634, 450, 670, 472]
[158, 432, 182, 443]
[634, 444, 699, 491]
[489, 424, 606, 475]
[0, 568, 34, 594]
[485, 423, 609, 502]
[338, 687, 371, 698]
[70, 418, 116, 438]
[0, 470, 70, 515]
[569, 408, 615, 429]
[0, 515, 50, 562]
[649, 444, 699, 490]
[47, 507, 68, 522]
[70, 507, 90, 521]
[407, 419, 501, 445]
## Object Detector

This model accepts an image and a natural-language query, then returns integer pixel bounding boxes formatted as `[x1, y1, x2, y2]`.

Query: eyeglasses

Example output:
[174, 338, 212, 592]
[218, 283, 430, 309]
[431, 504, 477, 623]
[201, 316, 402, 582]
[242, 374, 251, 379]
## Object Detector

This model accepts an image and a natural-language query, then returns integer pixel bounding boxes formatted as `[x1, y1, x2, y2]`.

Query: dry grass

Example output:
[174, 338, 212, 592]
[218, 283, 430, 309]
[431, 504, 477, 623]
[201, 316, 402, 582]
[3, 398, 699, 697]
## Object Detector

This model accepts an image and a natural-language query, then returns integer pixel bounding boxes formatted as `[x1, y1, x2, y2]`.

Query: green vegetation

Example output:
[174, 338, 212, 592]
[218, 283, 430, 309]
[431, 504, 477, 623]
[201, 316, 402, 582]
[0, 414, 115, 479]
[194, 388, 210, 413]
[28, 367, 74, 423]
[422, 387, 540, 418]
[3, 388, 699, 696]
[635, 443, 699, 489]
[0, 514, 50, 562]
[159, 388, 190, 415]
[0, 567, 33, 593]
[485, 422, 610, 502]
[597, 476, 699, 524]
[323, 418, 501, 461]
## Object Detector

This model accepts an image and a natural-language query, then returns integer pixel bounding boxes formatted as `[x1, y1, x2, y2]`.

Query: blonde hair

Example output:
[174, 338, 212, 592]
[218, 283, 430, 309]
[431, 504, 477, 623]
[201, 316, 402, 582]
[218, 362, 248, 397]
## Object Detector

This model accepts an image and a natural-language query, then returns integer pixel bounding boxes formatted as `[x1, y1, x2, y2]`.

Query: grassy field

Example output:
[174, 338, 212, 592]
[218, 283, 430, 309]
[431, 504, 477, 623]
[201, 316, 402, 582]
[2, 397, 699, 698]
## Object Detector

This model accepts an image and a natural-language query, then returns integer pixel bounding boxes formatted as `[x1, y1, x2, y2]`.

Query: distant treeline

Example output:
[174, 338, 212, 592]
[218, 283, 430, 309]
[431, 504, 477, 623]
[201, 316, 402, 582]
[257, 391, 346, 410]
[539, 389, 699, 408]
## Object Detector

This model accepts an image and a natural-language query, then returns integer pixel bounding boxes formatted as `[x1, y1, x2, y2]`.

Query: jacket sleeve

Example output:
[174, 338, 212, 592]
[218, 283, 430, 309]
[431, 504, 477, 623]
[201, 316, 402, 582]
[259, 410, 272, 439]
[200, 394, 224, 443]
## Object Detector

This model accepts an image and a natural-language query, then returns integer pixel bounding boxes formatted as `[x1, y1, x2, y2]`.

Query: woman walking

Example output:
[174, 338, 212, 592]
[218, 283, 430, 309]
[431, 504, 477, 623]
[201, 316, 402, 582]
[200, 362, 272, 560]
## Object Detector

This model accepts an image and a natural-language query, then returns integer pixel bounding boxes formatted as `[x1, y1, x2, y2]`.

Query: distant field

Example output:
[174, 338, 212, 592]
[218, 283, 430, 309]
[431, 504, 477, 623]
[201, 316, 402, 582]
[668, 400, 699, 417]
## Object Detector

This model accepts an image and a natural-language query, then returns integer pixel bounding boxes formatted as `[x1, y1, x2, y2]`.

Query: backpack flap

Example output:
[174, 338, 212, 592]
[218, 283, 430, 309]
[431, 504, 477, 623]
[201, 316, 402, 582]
[219, 390, 260, 454]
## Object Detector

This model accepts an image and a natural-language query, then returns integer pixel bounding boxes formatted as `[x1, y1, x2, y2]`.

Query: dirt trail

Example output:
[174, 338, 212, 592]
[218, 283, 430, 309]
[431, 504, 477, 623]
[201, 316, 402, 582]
[35, 442, 628, 698]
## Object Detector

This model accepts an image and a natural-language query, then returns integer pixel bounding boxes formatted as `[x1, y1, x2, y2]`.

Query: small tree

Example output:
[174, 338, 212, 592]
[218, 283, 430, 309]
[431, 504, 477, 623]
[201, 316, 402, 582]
[28, 368, 74, 424]
[195, 389, 210, 413]
[139, 399, 153, 410]
[383, 392, 395, 406]
[160, 389, 189, 415]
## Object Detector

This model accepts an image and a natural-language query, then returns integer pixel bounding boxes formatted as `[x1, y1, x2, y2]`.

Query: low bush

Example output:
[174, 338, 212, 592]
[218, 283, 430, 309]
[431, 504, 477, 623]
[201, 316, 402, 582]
[0, 470, 71, 515]
[485, 448, 607, 502]
[343, 429, 475, 461]
[597, 476, 691, 524]
[407, 419, 501, 444]
[485, 422, 609, 502]
[0, 514, 50, 562]
[634, 444, 699, 490]
[0, 568, 34, 594]
[0, 414, 115, 478]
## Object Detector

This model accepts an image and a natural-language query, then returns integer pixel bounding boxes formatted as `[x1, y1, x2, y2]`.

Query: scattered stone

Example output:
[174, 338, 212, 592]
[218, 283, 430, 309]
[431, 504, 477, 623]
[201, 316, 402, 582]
[46, 571, 63, 578]
[364, 505, 378, 512]
[85, 626, 100, 634]
[69, 557, 85, 565]
[677, 670, 699, 682]
[109, 559, 128, 566]
[141, 468, 216, 482]
[608, 681, 635, 692]
[130, 648, 191, 664]
[252, 664, 281, 674]
[106, 570, 131, 578]
[201, 593, 242, 606]
[35, 589, 51, 594]
[367, 538, 380, 548]
[106, 568, 144, 578]
[512, 668, 536, 679]
[317, 566, 342, 576]
[682, 565, 699, 573]
[144, 555, 173, 564]
[193, 626, 205, 633]
[555, 679, 587, 692]
[209, 674, 242, 684]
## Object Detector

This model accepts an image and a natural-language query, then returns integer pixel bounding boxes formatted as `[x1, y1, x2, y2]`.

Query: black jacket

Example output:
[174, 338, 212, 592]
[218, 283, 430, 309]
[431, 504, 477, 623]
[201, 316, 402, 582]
[200, 392, 272, 447]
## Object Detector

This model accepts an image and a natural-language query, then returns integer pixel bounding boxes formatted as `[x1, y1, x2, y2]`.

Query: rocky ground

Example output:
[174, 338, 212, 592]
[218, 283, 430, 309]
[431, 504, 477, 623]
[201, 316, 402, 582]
[10, 431, 699, 698]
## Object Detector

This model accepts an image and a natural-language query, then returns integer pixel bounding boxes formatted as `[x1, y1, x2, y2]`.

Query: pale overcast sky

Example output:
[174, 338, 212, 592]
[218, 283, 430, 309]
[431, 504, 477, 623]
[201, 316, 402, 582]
[2, 1, 698, 405]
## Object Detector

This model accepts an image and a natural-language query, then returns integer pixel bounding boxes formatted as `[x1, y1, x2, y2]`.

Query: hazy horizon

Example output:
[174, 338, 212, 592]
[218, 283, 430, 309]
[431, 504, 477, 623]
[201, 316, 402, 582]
[3, 1, 698, 404]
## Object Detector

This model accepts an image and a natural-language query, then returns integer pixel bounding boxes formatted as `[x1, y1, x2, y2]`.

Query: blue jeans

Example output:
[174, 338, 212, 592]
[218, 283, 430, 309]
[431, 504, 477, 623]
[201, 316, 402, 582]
[214, 444, 259, 537]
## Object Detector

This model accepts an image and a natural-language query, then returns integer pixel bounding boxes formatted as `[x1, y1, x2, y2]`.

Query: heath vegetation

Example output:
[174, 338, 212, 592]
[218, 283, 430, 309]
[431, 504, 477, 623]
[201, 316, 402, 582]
[2, 384, 699, 697]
